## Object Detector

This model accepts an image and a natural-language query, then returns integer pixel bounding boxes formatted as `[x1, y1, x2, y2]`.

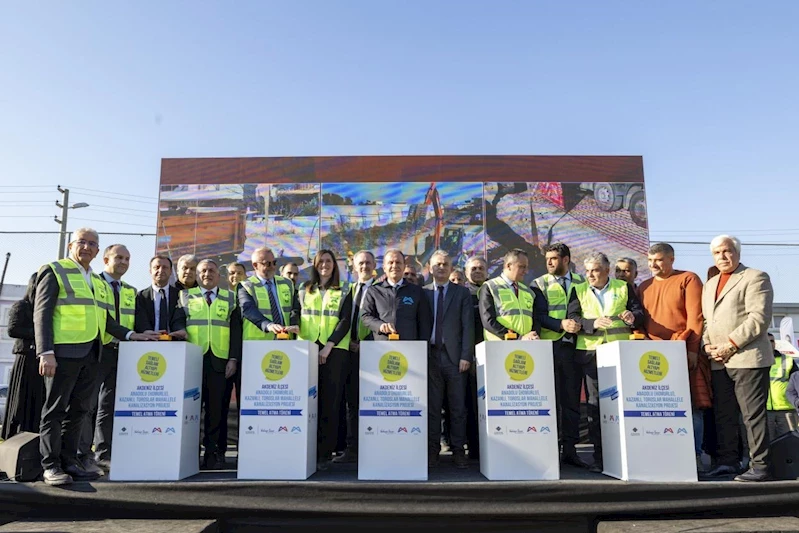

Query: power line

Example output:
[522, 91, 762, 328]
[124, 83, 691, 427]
[667, 241, 799, 247]
[69, 192, 157, 204]
[70, 217, 156, 228]
[68, 186, 158, 201]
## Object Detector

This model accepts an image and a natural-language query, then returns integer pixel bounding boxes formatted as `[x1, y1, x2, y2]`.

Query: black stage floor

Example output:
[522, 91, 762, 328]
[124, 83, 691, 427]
[1, 449, 798, 533]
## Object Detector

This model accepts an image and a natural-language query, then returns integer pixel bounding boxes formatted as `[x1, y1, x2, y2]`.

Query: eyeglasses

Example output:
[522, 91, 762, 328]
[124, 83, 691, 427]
[257, 260, 276, 267]
[74, 239, 99, 248]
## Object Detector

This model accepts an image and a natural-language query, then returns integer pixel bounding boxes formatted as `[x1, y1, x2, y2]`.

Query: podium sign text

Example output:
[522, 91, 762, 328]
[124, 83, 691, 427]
[597, 340, 697, 482]
[111, 341, 203, 481]
[476, 340, 559, 480]
[359, 340, 427, 480]
[238, 340, 318, 480]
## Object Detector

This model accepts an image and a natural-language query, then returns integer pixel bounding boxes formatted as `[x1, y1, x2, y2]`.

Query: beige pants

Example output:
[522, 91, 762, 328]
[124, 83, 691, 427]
[767, 410, 799, 440]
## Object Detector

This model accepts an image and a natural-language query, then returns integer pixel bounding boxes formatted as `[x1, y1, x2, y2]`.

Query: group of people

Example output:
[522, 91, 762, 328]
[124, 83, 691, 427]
[4, 225, 793, 486]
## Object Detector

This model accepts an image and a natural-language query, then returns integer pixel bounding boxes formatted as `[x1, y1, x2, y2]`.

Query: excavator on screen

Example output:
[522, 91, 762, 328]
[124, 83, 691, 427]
[410, 182, 445, 269]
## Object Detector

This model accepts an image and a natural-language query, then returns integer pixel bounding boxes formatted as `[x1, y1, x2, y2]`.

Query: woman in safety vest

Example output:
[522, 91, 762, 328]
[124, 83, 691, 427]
[298, 250, 353, 471]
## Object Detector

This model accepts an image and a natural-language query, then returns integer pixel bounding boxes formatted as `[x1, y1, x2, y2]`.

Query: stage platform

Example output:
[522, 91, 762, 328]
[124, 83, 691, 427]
[1, 449, 798, 533]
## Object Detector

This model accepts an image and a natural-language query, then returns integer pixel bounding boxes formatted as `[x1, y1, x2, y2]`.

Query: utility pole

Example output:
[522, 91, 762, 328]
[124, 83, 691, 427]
[54, 186, 70, 259]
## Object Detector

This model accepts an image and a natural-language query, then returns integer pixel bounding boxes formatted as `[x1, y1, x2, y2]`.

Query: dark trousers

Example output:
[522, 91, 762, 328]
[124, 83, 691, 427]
[465, 364, 480, 458]
[79, 344, 118, 461]
[343, 348, 360, 452]
[553, 340, 582, 455]
[576, 350, 601, 462]
[40, 347, 99, 470]
[712, 367, 770, 470]
[317, 345, 347, 459]
[201, 354, 228, 455]
[219, 363, 241, 454]
[428, 346, 467, 453]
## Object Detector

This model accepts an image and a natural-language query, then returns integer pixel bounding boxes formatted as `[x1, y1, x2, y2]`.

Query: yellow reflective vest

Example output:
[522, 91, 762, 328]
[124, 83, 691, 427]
[240, 275, 295, 340]
[767, 354, 794, 411]
[299, 283, 350, 349]
[47, 258, 110, 345]
[181, 287, 235, 360]
[574, 279, 631, 351]
[481, 276, 535, 341]
[534, 273, 585, 340]
[101, 278, 136, 345]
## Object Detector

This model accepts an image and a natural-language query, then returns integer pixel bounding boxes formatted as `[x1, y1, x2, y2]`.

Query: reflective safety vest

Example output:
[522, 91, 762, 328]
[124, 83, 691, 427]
[767, 354, 794, 411]
[534, 273, 585, 340]
[47, 258, 110, 345]
[299, 283, 350, 349]
[350, 283, 371, 342]
[481, 276, 535, 341]
[574, 279, 631, 351]
[240, 275, 295, 340]
[101, 279, 136, 345]
[181, 287, 235, 360]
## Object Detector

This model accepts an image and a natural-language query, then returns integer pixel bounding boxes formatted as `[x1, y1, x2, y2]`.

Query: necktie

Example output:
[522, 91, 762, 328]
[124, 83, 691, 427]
[110, 281, 120, 320]
[351, 283, 365, 339]
[512, 282, 519, 298]
[205, 290, 213, 306]
[266, 280, 283, 326]
[435, 286, 445, 349]
[558, 276, 568, 294]
[158, 288, 169, 332]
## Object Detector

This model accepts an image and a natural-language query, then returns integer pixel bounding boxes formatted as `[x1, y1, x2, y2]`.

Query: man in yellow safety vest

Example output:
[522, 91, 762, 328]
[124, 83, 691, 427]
[567, 251, 643, 474]
[478, 248, 540, 342]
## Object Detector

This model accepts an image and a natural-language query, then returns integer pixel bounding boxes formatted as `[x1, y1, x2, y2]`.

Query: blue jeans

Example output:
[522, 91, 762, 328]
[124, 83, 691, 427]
[693, 409, 705, 455]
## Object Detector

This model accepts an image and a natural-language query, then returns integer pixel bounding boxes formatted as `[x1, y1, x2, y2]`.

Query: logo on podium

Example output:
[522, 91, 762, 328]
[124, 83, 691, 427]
[379, 351, 408, 382]
[137, 352, 167, 383]
[263, 351, 290, 381]
[505, 350, 534, 382]
[639, 351, 669, 383]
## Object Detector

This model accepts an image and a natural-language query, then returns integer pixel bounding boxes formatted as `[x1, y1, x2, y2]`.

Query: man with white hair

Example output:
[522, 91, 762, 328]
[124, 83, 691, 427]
[568, 251, 644, 473]
[702, 235, 774, 482]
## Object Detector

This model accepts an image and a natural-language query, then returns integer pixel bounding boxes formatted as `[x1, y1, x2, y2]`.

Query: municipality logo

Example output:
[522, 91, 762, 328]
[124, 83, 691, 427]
[509, 428, 524, 435]
[278, 426, 288, 433]
[118, 426, 129, 436]
[165, 427, 176, 435]
[540, 426, 551, 434]
[365, 426, 375, 435]
[631, 427, 640, 436]
[308, 386, 318, 399]
[152, 427, 162, 434]
[677, 427, 688, 435]
[411, 427, 421, 434]
[493, 426, 504, 435]
[402, 296, 414, 305]
[477, 386, 486, 400]
[291, 426, 302, 434]
[245, 425, 256, 435]
[398, 427, 408, 433]
[664, 427, 674, 434]
[527, 426, 537, 433]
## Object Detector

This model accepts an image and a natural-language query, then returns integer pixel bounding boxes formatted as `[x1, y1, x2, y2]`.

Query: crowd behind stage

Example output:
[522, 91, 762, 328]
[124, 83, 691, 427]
[4, 227, 797, 486]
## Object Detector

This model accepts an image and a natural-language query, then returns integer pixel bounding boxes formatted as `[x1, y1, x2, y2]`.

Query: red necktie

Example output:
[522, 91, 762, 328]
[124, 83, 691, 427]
[512, 282, 519, 298]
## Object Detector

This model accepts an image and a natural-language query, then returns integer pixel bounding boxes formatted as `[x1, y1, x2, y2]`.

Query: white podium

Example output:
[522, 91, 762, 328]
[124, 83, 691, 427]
[476, 340, 559, 480]
[597, 340, 697, 482]
[359, 340, 428, 480]
[238, 340, 318, 479]
[110, 341, 203, 481]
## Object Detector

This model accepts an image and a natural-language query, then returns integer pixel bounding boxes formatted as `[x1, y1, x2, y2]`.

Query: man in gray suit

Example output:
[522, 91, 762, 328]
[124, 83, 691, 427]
[702, 234, 774, 482]
[424, 250, 474, 468]
[35, 228, 160, 486]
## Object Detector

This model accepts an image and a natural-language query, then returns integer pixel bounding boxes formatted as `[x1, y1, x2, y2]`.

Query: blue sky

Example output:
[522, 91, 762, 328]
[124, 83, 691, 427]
[1, 2, 797, 301]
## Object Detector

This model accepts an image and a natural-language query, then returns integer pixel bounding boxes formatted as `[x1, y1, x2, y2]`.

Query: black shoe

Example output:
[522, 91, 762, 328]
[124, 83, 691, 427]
[706, 464, 738, 477]
[561, 453, 589, 469]
[332, 449, 358, 464]
[428, 454, 440, 468]
[316, 459, 331, 471]
[215, 450, 228, 466]
[453, 449, 468, 469]
[64, 462, 101, 481]
[43, 467, 73, 486]
[734, 468, 771, 482]
[202, 452, 224, 470]
[588, 462, 603, 474]
[79, 456, 106, 477]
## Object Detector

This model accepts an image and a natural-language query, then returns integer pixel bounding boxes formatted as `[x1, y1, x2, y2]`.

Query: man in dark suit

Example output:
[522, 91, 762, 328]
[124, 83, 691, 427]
[424, 250, 474, 468]
[134, 254, 187, 335]
[464, 255, 488, 461]
[360, 249, 432, 342]
[35, 228, 160, 486]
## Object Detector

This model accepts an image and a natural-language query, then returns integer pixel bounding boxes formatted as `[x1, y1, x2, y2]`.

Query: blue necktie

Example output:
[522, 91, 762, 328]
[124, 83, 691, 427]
[267, 280, 283, 326]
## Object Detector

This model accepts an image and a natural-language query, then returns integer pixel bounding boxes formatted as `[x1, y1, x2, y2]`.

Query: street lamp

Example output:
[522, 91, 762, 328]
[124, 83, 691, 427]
[54, 186, 90, 259]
